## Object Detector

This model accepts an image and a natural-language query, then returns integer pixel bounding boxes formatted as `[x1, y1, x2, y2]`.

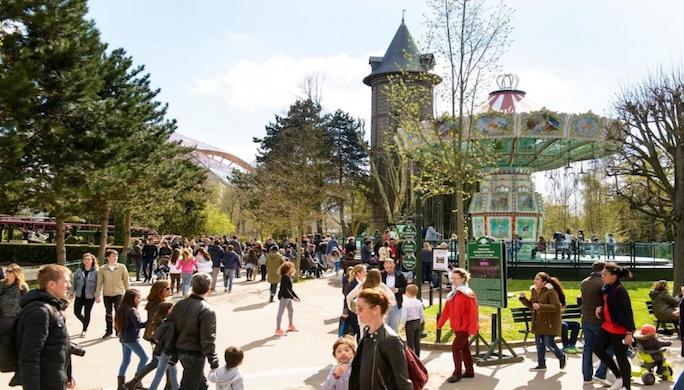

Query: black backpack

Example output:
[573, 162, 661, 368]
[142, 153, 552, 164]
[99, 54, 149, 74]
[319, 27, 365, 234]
[0, 301, 42, 372]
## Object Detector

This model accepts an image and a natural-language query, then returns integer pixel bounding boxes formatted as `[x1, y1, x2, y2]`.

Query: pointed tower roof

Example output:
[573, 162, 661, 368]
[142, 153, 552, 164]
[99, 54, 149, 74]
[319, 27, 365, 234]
[363, 19, 439, 86]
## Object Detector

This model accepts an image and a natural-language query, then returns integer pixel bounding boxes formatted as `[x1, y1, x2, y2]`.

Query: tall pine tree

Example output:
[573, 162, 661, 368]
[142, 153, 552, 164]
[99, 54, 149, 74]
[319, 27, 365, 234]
[326, 110, 368, 235]
[0, 0, 108, 263]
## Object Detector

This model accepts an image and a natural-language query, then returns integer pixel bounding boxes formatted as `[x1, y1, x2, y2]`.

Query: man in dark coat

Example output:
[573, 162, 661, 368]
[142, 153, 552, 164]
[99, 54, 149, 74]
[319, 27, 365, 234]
[13, 264, 73, 390]
[169, 273, 218, 389]
[381, 259, 408, 332]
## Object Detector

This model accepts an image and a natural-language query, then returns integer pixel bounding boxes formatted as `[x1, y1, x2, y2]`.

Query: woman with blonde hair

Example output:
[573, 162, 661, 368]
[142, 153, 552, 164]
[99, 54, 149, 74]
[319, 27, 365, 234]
[178, 248, 197, 296]
[168, 248, 182, 294]
[0, 263, 29, 320]
[71, 253, 99, 337]
[649, 280, 680, 332]
[343, 264, 367, 341]
[346, 269, 396, 315]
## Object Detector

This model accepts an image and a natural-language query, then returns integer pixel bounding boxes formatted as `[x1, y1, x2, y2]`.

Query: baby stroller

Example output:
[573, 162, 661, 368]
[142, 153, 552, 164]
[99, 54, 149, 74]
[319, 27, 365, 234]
[152, 259, 170, 281]
[632, 324, 674, 385]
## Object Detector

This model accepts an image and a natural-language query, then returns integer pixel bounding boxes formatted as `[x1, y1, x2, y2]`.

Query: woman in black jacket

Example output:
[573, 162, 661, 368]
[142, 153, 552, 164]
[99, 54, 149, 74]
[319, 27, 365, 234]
[116, 289, 148, 390]
[350, 288, 412, 390]
[593, 262, 635, 390]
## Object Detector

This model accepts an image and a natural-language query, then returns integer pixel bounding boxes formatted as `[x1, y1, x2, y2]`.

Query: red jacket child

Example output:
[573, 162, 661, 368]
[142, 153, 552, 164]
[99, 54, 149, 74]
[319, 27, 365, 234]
[436, 286, 479, 335]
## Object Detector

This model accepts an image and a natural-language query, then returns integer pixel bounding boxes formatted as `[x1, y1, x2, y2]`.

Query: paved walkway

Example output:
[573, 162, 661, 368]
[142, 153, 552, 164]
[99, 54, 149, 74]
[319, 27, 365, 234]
[2, 272, 682, 389]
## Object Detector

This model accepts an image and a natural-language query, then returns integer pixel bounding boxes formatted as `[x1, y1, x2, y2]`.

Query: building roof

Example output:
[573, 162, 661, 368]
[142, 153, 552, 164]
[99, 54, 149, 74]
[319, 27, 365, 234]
[363, 19, 438, 85]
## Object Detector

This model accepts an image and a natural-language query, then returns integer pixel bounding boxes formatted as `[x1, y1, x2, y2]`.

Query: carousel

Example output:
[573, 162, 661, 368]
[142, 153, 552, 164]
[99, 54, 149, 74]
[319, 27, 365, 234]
[466, 74, 620, 241]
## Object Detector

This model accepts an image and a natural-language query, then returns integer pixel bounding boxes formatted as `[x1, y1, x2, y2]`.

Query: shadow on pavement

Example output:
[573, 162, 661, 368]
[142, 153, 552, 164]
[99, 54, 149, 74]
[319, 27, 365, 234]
[302, 364, 331, 388]
[77, 337, 110, 348]
[241, 335, 279, 352]
[323, 317, 339, 325]
[435, 372, 500, 389]
[511, 371, 563, 390]
[233, 302, 270, 312]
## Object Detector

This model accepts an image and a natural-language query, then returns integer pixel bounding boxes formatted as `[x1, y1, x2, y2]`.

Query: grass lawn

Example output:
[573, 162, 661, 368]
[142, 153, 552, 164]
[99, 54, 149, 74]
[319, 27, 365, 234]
[422, 279, 664, 344]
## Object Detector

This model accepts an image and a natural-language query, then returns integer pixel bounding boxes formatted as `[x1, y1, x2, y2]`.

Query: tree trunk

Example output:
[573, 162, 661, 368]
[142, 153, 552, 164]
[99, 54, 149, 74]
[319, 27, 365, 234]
[455, 178, 466, 268]
[339, 201, 346, 237]
[55, 214, 66, 265]
[673, 141, 684, 293]
[97, 204, 110, 260]
[123, 209, 133, 266]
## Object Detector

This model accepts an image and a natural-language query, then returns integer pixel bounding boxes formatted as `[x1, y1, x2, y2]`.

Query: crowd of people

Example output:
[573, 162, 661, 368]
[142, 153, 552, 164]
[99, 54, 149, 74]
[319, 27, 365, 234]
[0, 230, 683, 390]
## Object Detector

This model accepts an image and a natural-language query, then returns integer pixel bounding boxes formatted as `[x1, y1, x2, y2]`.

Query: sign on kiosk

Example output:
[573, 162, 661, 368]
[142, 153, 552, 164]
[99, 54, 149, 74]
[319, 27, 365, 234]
[466, 237, 507, 308]
[432, 248, 449, 272]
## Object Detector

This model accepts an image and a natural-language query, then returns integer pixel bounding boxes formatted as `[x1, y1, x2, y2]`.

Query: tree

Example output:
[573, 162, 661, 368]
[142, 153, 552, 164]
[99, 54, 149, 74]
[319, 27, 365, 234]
[0, 0, 108, 263]
[253, 99, 333, 232]
[386, 0, 513, 266]
[204, 204, 236, 236]
[326, 111, 369, 236]
[609, 68, 683, 290]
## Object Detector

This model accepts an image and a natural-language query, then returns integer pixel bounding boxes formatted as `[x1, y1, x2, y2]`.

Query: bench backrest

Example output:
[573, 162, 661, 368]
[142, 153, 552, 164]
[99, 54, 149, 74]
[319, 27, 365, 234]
[511, 307, 532, 323]
[646, 301, 654, 315]
[561, 304, 582, 320]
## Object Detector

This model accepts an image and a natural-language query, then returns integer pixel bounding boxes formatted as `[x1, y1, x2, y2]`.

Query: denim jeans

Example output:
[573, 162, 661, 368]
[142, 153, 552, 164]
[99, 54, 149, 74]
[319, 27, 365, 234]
[561, 321, 581, 347]
[223, 268, 235, 290]
[534, 335, 563, 366]
[385, 305, 401, 332]
[119, 340, 149, 376]
[181, 272, 193, 295]
[149, 352, 179, 390]
[582, 322, 610, 381]
[178, 350, 208, 390]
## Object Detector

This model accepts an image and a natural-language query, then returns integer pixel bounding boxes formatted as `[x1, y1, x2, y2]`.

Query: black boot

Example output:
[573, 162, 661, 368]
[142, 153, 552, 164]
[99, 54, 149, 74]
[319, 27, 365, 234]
[117, 376, 126, 390]
[124, 362, 155, 390]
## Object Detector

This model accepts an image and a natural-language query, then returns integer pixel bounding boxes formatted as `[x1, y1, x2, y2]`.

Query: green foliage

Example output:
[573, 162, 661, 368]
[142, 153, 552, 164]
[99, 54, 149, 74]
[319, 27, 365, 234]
[204, 204, 236, 236]
[0, 1, 209, 259]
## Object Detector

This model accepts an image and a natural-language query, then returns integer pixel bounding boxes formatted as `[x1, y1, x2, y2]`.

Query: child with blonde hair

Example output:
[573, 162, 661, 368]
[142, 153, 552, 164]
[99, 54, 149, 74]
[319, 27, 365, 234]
[322, 335, 356, 390]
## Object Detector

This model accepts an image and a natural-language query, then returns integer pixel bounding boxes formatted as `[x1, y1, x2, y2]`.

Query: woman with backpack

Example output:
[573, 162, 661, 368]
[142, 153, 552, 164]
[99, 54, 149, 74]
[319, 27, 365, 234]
[70, 254, 99, 337]
[349, 288, 412, 390]
[147, 302, 179, 390]
[518, 272, 566, 372]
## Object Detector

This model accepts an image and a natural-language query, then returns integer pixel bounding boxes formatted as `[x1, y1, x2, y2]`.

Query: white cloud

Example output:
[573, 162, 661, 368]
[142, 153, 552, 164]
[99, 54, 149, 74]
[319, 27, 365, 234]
[188, 54, 371, 121]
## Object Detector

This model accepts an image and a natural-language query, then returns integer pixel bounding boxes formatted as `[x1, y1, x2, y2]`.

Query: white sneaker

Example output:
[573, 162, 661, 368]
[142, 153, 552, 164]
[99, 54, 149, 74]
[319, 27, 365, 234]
[593, 376, 612, 387]
[80, 331, 86, 338]
[609, 378, 623, 390]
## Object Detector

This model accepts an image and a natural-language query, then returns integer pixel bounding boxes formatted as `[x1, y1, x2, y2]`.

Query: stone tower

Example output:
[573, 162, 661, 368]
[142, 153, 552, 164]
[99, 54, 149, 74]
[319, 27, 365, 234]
[363, 18, 441, 229]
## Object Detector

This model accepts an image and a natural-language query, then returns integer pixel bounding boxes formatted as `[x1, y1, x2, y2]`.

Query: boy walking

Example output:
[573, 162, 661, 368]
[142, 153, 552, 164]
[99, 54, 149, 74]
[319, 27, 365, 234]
[400, 284, 425, 357]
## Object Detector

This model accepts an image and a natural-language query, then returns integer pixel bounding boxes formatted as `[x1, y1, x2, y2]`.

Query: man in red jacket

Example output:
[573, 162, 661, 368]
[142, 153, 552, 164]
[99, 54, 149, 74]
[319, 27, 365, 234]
[436, 268, 479, 383]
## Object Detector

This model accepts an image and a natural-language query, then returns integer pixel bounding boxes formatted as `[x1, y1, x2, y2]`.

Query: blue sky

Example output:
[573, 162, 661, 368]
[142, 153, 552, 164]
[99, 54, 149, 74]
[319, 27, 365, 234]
[88, 0, 684, 167]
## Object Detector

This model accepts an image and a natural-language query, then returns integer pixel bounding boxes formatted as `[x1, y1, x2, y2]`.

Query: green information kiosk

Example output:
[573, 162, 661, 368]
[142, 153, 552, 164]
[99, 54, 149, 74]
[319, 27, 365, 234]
[467, 237, 523, 366]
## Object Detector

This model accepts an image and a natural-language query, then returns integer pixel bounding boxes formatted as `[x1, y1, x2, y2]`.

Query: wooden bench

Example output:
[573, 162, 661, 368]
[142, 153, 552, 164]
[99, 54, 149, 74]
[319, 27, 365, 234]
[646, 301, 680, 335]
[512, 304, 583, 346]
[511, 307, 534, 345]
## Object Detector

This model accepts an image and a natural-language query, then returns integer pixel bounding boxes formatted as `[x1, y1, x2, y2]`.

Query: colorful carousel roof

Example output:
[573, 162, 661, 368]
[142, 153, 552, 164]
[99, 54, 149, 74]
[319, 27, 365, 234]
[466, 74, 620, 172]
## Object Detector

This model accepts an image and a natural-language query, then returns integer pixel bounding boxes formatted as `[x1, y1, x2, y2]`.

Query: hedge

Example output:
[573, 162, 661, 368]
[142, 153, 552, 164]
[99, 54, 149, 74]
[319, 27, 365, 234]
[0, 243, 124, 265]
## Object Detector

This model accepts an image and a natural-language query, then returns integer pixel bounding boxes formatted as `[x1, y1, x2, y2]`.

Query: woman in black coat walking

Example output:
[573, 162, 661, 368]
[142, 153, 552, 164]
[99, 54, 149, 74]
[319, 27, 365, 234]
[593, 262, 635, 390]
